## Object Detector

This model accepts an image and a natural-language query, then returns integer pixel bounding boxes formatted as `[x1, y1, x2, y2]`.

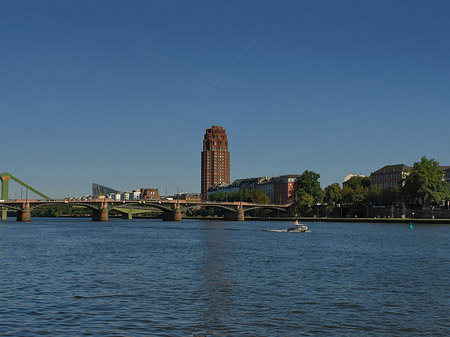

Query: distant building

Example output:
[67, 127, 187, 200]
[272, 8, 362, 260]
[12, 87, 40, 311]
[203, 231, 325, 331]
[271, 175, 300, 204]
[141, 188, 160, 200]
[343, 173, 366, 187]
[207, 181, 240, 200]
[441, 166, 450, 184]
[92, 183, 120, 197]
[207, 177, 265, 200]
[207, 174, 300, 204]
[370, 164, 410, 188]
[201, 126, 230, 200]
[175, 192, 202, 202]
[108, 193, 122, 201]
[130, 189, 141, 200]
[258, 178, 274, 202]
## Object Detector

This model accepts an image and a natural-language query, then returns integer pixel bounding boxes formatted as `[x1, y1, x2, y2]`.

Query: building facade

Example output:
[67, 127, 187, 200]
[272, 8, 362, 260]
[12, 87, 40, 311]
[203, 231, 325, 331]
[201, 126, 230, 200]
[441, 166, 450, 184]
[370, 164, 410, 188]
[141, 188, 160, 200]
[207, 174, 300, 204]
[271, 175, 299, 204]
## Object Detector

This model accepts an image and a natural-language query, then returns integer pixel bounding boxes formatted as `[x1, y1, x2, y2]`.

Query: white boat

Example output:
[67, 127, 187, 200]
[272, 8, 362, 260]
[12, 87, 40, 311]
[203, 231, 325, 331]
[287, 220, 308, 232]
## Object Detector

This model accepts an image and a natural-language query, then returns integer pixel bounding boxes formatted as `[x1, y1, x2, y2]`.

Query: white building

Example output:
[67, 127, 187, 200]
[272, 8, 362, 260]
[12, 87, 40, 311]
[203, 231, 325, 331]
[107, 193, 122, 201]
[343, 173, 366, 186]
[130, 190, 141, 200]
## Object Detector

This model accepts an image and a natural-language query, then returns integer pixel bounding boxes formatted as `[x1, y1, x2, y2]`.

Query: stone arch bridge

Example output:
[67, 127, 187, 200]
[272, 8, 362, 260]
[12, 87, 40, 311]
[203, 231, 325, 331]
[0, 199, 292, 222]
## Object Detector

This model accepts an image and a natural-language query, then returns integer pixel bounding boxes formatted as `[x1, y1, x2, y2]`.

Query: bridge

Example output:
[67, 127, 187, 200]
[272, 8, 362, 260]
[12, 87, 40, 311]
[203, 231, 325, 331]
[0, 199, 292, 222]
[0, 172, 293, 222]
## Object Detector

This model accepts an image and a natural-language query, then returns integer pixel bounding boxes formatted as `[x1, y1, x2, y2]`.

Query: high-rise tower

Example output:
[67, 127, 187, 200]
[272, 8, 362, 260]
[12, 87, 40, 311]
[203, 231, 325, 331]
[201, 126, 230, 200]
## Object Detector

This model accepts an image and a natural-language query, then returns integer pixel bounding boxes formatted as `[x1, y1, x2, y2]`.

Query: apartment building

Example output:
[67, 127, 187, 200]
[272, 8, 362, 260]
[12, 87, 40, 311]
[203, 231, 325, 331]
[370, 164, 410, 188]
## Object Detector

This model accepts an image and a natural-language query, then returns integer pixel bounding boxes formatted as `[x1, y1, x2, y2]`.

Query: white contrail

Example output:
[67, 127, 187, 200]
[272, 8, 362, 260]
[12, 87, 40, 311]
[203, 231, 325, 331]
[128, 46, 220, 78]
[8, 5, 65, 26]
[7, 5, 311, 109]
[201, 40, 256, 98]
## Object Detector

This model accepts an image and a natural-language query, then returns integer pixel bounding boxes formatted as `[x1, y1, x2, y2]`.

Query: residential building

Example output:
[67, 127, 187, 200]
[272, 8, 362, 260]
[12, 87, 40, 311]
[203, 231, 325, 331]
[258, 179, 274, 203]
[141, 188, 160, 200]
[107, 192, 122, 201]
[207, 174, 300, 204]
[271, 175, 300, 204]
[201, 126, 230, 200]
[207, 181, 240, 200]
[130, 189, 141, 200]
[370, 164, 410, 188]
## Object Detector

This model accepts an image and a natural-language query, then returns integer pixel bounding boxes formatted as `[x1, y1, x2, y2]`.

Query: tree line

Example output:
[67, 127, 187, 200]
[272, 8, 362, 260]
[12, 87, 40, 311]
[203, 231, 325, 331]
[297, 156, 450, 217]
[208, 156, 450, 218]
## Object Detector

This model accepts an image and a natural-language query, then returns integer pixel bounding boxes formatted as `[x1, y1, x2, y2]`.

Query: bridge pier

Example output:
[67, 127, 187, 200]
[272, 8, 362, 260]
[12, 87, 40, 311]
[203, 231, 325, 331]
[17, 206, 31, 222]
[122, 212, 133, 220]
[162, 208, 182, 221]
[1, 208, 7, 221]
[92, 208, 109, 221]
[224, 209, 245, 221]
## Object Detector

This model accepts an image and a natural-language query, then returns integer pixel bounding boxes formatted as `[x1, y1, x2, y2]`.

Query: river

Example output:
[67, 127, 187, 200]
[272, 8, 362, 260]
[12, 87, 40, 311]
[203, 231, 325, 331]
[1, 218, 449, 336]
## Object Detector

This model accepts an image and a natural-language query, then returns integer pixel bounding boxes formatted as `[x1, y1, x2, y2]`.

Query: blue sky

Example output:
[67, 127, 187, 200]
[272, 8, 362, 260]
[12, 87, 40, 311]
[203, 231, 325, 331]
[1, 0, 449, 199]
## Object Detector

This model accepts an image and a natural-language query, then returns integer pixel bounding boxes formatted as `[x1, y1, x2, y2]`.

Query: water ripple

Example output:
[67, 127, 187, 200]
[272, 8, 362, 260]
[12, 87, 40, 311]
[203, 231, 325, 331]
[0, 219, 449, 336]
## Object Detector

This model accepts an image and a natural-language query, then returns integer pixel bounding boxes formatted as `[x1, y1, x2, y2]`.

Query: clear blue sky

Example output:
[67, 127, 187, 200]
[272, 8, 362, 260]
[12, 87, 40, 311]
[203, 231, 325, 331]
[1, 0, 449, 199]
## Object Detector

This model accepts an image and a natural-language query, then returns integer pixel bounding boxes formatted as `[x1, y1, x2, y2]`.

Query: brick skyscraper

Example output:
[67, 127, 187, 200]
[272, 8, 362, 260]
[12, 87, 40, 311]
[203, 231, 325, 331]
[201, 126, 230, 200]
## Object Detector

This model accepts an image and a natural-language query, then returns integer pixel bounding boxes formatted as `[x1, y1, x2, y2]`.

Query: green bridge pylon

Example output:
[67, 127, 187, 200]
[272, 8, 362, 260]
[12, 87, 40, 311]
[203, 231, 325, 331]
[0, 172, 51, 221]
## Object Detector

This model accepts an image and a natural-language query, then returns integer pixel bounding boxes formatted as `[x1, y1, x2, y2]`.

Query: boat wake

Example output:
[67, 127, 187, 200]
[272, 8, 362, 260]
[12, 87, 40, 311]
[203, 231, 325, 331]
[262, 229, 311, 233]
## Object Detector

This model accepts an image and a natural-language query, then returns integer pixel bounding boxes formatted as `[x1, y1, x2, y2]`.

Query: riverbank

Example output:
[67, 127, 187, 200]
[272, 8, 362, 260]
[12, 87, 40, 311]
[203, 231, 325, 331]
[183, 216, 450, 224]
[301, 217, 450, 224]
[9, 213, 450, 224]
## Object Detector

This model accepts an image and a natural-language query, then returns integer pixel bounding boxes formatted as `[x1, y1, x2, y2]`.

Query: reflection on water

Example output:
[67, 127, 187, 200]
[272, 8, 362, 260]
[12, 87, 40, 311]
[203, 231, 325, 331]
[0, 218, 449, 336]
[199, 222, 235, 335]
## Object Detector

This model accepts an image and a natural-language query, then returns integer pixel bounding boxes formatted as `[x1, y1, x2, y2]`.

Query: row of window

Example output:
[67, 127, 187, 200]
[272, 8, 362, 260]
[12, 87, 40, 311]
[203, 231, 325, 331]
[373, 172, 402, 181]
[374, 182, 396, 188]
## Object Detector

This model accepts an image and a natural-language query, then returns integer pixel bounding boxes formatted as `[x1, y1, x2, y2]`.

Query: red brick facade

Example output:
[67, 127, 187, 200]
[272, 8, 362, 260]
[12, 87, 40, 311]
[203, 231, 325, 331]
[140, 188, 160, 200]
[201, 126, 230, 200]
[272, 176, 298, 204]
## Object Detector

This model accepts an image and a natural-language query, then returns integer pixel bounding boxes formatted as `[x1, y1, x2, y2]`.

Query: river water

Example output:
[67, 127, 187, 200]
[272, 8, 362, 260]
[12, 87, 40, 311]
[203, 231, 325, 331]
[1, 218, 449, 336]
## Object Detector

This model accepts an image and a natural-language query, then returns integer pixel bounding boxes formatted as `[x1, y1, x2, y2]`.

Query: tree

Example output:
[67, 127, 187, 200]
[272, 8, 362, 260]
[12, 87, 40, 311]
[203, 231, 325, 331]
[380, 187, 400, 205]
[403, 156, 450, 206]
[296, 170, 323, 216]
[341, 185, 364, 205]
[366, 185, 382, 205]
[297, 193, 314, 216]
[324, 183, 341, 215]
[208, 188, 269, 204]
[344, 176, 371, 189]
[324, 183, 341, 204]
[296, 170, 323, 204]
[249, 190, 270, 204]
